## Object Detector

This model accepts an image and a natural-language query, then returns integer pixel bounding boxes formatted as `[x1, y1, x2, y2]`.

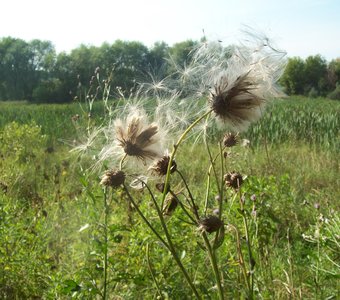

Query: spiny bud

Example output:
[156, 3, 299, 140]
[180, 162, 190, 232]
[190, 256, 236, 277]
[198, 215, 223, 234]
[224, 171, 244, 189]
[100, 170, 125, 188]
[155, 182, 170, 194]
[150, 155, 177, 176]
[223, 132, 238, 147]
[163, 195, 178, 216]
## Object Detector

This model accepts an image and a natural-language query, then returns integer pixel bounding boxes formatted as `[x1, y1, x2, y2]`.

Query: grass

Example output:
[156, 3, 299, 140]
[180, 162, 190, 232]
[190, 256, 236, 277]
[0, 97, 339, 299]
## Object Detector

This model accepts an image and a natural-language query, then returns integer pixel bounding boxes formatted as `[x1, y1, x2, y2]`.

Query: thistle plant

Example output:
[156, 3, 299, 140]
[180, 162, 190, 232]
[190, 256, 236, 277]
[74, 30, 286, 299]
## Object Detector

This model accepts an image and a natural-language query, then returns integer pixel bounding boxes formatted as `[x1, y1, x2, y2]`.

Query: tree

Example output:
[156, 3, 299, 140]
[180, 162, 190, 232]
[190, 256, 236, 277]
[327, 58, 340, 88]
[304, 55, 328, 95]
[279, 57, 305, 95]
[169, 40, 197, 70]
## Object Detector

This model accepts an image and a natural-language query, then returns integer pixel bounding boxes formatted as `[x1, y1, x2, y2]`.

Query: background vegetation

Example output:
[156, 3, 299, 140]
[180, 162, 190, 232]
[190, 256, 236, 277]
[0, 36, 339, 103]
[0, 96, 339, 299]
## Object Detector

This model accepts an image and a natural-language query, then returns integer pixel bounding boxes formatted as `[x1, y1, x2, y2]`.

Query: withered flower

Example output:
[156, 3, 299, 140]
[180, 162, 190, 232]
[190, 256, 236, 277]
[115, 112, 161, 162]
[209, 72, 264, 131]
[100, 170, 125, 188]
[150, 155, 177, 176]
[224, 171, 244, 189]
[163, 195, 179, 216]
[198, 215, 224, 234]
[223, 132, 239, 148]
[155, 182, 170, 194]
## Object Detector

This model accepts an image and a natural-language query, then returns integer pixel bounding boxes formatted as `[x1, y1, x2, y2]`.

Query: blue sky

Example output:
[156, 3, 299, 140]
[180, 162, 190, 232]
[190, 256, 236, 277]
[1, 0, 339, 60]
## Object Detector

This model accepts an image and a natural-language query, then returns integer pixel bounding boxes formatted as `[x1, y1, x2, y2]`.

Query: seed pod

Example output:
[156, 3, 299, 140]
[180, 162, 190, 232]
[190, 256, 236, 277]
[163, 195, 178, 216]
[224, 172, 244, 189]
[223, 132, 238, 148]
[198, 215, 223, 234]
[155, 182, 170, 194]
[100, 170, 125, 188]
[150, 155, 177, 176]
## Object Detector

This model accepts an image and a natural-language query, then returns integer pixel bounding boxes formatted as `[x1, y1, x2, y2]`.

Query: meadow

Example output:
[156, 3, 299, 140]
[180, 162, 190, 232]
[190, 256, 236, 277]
[0, 97, 339, 299]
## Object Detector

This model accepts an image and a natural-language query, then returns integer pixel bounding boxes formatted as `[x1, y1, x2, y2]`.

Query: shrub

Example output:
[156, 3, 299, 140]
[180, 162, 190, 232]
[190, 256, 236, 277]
[327, 84, 340, 100]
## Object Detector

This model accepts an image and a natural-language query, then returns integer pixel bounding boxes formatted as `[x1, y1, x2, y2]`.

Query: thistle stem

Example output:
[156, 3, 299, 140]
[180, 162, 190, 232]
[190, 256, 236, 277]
[103, 187, 108, 300]
[146, 243, 164, 299]
[201, 233, 225, 300]
[123, 184, 170, 250]
[162, 109, 213, 208]
[139, 181, 202, 299]
[239, 191, 255, 300]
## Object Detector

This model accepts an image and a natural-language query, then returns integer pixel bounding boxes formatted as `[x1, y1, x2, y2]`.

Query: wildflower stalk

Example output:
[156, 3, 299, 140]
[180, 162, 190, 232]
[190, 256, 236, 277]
[238, 190, 255, 300]
[229, 224, 251, 294]
[146, 243, 164, 299]
[103, 187, 108, 300]
[175, 170, 199, 219]
[162, 109, 226, 299]
[123, 184, 170, 250]
[140, 180, 202, 299]
[162, 109, 213, 209]
[201, 233, 225, 300]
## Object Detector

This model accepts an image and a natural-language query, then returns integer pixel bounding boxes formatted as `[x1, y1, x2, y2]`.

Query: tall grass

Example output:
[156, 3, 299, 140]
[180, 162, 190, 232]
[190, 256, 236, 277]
[1, 97, 339, 151]
[247, 97, 340, 151]
[0, 97, 339, 299]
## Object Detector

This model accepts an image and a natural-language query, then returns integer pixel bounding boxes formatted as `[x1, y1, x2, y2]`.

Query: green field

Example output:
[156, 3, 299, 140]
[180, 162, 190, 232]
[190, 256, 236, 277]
[0, 97, 339, 299]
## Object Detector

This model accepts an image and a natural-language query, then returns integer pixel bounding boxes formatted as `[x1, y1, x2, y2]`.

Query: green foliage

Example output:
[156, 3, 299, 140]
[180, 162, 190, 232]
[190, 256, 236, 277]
[327, 84, 340, 100]
[246, 97, 340, 151]
[280, 55, 337, 97]
[280, 57, 305, 94]
[0, 99, 339, 299]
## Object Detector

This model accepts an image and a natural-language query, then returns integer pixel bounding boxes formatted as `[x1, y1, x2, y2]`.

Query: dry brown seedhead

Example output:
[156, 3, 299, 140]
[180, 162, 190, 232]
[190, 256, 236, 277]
[155, 182, 170, 194]
[100, 170, 126, 188]
[224, 171, 244, 189]
[198, 215, 224, 234]
[163, 195, 179, 216]
[116, 116, 160, 161]
[150, 155, 177, 176]
[223, 132, 239, 148]
[209, 73, 264, 129]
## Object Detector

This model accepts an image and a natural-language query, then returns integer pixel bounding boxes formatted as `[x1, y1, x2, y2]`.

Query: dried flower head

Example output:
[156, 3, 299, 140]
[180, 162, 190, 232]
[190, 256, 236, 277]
[209, 72, 264, 131]
[115, 111, 162, 162]
[224, 171, 244, 189]
[198, 215, 224, 234]
[150, 155, 177, 176]
[163, 195, 179, 216]
[223, 132, 239, 147]
[155, 182, 170, 194]
[100, 170, 125, 188]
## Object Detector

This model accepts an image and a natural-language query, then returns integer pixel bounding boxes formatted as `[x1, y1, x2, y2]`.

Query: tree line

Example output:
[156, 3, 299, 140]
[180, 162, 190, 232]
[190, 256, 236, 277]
[0, 36, 339, 103]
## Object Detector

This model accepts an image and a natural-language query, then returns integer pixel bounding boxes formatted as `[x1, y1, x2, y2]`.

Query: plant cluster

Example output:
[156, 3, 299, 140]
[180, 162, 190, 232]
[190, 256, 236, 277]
[72, 32, 288, 299]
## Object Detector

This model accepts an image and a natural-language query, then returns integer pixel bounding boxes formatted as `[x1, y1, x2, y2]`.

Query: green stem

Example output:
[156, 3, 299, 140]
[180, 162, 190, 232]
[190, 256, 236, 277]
[176, 170, 199, 220]
[239, 192, 254, 300]
[124, 183, 201, 299]
[202, 233, 225, 300]
[140, 181, 202, 299]
[229, 224, 251, 293]
[162, 109, 213, 209]
[147, 243, 164, 299]
[123, 184, 170, 250]
[103, 187, 108, 300]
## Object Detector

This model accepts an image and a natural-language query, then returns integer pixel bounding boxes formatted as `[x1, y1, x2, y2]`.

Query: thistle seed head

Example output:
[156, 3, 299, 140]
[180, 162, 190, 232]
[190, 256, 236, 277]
[150, 155, 177, 176]
[224, 171, 244, 189]
[115, 111, 161, 162]
[100, 170, 125, 188]
[155, 182, 170, 194]
[198, 215, 223, 234]
[209, 72, 264, 131]
[163, 195, 179, 216]
[223, 132, 239, 148]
